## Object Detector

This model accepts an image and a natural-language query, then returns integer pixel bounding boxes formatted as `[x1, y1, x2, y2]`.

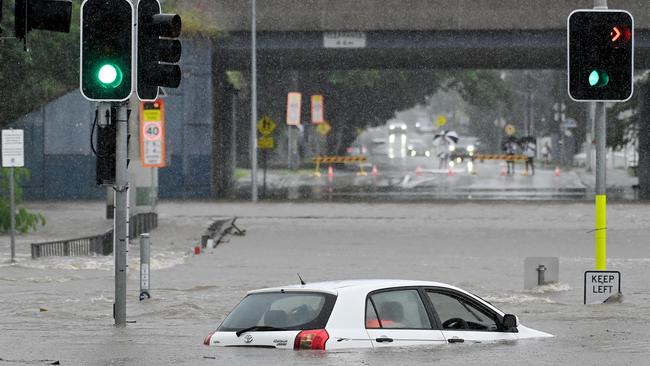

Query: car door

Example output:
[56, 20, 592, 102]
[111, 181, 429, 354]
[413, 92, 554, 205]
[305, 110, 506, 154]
[365, 288, 446, 348]
[424, 289, 518, 343]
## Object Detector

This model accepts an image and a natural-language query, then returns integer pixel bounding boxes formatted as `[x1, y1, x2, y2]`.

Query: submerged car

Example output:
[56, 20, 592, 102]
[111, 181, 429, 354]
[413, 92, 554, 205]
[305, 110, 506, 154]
[203, 279, 552, 350]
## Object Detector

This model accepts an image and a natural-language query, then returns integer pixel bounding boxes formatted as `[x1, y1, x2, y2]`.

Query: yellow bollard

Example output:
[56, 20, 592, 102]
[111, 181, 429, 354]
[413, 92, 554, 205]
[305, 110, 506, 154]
[595, 195, 607, 270]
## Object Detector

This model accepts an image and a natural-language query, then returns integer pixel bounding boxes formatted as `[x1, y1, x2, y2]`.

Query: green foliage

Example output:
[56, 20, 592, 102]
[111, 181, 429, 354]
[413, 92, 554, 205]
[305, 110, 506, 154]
[0, 168, 45, 233]
[0, 0, 81, 127]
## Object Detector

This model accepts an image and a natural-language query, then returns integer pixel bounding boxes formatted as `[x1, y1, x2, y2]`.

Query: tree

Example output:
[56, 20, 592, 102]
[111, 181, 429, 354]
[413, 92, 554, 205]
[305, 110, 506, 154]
[0, 168, 46, 233]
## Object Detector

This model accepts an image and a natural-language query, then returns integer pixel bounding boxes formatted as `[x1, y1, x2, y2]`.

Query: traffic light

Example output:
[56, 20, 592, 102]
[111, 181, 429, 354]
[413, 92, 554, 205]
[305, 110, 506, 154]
[137, 0, 182, 101]
[568, 10, 634, 102]
[14, 0, 72, 41]
[80, 0, 133, 102]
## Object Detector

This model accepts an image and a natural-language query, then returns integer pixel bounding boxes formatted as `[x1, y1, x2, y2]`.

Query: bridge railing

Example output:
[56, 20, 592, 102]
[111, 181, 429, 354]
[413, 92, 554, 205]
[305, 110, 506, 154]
[30, 212, 158, 259]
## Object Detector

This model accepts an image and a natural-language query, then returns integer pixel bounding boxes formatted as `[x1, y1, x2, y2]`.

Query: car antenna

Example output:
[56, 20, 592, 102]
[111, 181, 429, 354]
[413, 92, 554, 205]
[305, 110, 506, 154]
[297, 273, 306, 285]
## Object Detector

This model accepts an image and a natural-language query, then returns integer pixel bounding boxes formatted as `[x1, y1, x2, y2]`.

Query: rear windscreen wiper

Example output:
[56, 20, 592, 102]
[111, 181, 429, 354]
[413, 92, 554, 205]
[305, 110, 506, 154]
[235, 326, 288, 337]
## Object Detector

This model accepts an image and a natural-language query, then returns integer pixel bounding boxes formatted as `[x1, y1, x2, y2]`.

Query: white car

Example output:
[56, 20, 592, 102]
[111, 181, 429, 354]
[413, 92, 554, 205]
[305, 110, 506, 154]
[204, 279, 552, 350]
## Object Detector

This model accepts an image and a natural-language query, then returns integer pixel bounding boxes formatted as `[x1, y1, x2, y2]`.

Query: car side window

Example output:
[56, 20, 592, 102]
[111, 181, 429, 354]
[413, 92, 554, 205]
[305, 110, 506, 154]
[426, 291, 498, 331]
[366, 289, 431, 329]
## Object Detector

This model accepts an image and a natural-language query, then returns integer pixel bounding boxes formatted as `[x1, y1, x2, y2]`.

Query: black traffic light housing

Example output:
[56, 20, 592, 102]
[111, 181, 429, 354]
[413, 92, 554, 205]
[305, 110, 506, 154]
[568, 10, 634, 102]
[14, 0, 72, 44]
[137, 0, 182, 101]
[80, 0, 133, 102]
[95, 107, 117, 186]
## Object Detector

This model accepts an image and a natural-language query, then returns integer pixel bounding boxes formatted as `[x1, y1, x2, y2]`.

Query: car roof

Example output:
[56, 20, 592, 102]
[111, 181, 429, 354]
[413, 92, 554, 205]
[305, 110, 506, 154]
[247, 279, 460, 296]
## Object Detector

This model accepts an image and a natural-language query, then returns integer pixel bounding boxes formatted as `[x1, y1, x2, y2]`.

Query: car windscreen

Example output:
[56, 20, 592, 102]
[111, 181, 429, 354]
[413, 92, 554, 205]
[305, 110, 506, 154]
[218, 291, 337, 332]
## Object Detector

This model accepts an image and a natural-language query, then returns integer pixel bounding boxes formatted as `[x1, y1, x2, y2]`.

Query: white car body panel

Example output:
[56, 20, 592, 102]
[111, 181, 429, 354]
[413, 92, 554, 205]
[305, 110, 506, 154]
[367, 329, 446, 348]
[210, 330, 300, 349]
[207, 280, 553, 350]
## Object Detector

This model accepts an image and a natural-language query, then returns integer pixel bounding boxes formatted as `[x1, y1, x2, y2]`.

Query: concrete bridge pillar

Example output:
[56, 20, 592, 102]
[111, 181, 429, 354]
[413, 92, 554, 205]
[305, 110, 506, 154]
[638, 79, 650, 199]
[212, 58, 237, 198]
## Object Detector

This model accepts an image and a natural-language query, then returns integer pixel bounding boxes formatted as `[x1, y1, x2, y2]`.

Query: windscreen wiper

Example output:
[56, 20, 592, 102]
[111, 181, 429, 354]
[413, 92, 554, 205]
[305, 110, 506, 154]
[235, 326, 288, 337]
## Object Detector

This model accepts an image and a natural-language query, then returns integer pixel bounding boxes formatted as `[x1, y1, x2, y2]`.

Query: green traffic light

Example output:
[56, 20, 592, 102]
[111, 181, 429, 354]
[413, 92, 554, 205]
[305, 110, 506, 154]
[588, 70, 609, 88]
[97, 64, 123, 88]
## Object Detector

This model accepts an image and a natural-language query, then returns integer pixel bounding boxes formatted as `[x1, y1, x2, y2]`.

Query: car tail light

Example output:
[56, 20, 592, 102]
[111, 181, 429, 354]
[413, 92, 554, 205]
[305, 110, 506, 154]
[293, 329, 329, 350]
[203, 331, 215, 346]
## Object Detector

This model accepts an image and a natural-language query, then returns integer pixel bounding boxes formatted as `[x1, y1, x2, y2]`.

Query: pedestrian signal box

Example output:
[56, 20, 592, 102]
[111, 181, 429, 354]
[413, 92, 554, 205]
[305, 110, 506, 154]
[568, 10, 633, 102]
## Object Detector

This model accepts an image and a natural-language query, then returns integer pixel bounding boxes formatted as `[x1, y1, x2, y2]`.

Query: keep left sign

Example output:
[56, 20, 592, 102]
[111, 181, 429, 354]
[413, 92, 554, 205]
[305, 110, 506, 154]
[584, 270, 621, 304]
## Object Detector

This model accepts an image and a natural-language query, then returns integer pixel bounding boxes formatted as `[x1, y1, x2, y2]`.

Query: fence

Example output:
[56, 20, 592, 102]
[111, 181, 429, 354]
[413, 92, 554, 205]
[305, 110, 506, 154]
[31, 212, 158, 259]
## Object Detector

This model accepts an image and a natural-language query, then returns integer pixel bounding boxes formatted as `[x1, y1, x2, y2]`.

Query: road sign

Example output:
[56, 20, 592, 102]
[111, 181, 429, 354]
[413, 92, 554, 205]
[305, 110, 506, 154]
[584, 270, 621, 304]
[286, 92, 302, 125]
[323, 31, 366, 48]
[505, 124, 516, 136]
[139, 100, 166, 168]
[436, 115, 447, 127]
[317, 121, 331, 136]
[258, 136, 275, 149]
[2, 130, 24, 168]
[311, 95, 324, 124]
[257, 116, 276, 136]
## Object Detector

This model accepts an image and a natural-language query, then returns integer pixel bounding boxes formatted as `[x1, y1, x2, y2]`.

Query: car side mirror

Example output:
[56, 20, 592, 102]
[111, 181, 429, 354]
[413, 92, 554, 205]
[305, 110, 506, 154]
[502, 314, 519, 331]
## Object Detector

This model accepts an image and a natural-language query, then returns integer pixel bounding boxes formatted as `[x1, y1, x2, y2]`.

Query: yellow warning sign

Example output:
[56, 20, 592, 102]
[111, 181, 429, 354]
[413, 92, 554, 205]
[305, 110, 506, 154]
[258, 135, 275, 149]
[257, 116, 277, 136]
[317, 121, 332, 136]
[436, 115, 447, 127]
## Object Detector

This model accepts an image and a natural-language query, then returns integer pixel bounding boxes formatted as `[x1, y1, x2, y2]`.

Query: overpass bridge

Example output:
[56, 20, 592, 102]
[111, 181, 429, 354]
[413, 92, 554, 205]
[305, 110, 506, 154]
[189, 0, 650, 196]
[198, 0, 650, 69]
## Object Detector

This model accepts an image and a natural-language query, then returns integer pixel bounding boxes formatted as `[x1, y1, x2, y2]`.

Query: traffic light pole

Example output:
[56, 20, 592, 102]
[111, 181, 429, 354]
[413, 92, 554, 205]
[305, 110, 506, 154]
[250, 0, 258, 202]
[113, 102, 129, 327]
[594, 0, 607, 271]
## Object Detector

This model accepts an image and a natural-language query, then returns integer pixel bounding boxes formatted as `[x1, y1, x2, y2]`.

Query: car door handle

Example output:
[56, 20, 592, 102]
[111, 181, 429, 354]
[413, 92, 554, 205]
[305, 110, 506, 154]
[375, 337, 394, 343]
[448, 338, 465, 344]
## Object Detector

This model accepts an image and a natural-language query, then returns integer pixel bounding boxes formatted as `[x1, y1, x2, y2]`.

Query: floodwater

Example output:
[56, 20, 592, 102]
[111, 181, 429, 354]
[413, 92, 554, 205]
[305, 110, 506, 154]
[1, 201, 649, 365]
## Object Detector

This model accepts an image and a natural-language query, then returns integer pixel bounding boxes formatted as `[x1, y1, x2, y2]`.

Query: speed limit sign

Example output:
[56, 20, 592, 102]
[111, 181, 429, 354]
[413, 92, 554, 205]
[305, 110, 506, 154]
[140, 100, 166, 167]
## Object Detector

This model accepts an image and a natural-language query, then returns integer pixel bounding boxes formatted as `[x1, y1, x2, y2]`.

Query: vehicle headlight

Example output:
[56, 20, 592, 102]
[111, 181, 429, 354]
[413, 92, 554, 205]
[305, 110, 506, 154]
[425, 151, 431, 157]
[401, 126, 407, 130]
[448, 145, 456, 152]
[467, 145, 475, 153]
[456, 157, 462, 163]
[389, 126, 395, 130]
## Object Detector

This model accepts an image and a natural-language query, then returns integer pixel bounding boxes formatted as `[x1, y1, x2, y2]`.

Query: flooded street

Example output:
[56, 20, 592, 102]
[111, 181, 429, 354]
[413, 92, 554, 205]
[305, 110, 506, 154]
[1, 201, 650, 365]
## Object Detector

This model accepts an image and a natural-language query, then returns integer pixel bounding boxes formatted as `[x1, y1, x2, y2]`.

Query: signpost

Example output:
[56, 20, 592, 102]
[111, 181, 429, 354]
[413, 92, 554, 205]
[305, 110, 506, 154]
[286, 93, 301, 169]
[584, 270, 621, 304]
[257, 116, 277, 198]
[317, 121, 332, 136]
[323, 32, 366, 48]
[139, 100, 166, 168]
[435, 115, 447, 128]
[2, 129, 24, 264]
[311, 95, 324, 124]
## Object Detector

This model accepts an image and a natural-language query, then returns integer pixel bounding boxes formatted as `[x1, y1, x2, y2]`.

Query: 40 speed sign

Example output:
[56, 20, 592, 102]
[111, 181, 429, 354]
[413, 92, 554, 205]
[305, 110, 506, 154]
[140, 100, 166, 167]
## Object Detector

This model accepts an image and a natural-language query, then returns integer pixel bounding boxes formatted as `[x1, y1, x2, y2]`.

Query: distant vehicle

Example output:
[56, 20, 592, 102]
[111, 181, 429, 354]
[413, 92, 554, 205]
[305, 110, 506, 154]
[407, 139, 431, 157]
[370, 138, 388, 156]
[388, 121, 407, 131]
[450, 137, 482, 163]
[204, 279, 553, 350]
[346, 145, 367, 156]
[415, 120, 435, 133]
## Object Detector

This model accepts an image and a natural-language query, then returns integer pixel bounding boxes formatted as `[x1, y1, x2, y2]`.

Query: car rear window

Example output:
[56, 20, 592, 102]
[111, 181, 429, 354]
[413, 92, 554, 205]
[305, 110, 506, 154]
[218, 291, 336, 332]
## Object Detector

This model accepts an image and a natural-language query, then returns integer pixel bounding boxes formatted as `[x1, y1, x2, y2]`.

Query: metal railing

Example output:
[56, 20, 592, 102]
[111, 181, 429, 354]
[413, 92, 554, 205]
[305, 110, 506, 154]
[31, 212, 158, 259]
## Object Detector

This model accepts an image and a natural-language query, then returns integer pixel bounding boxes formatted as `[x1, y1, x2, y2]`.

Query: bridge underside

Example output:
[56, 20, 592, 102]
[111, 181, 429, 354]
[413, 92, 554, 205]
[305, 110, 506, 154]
[216, 30, 650, 70]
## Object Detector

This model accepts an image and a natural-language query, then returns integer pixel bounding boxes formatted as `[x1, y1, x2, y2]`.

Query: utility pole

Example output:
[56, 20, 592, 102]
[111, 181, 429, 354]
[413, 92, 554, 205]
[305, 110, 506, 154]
[113, 102, 129, 327]
[250, 0, 258, 202]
